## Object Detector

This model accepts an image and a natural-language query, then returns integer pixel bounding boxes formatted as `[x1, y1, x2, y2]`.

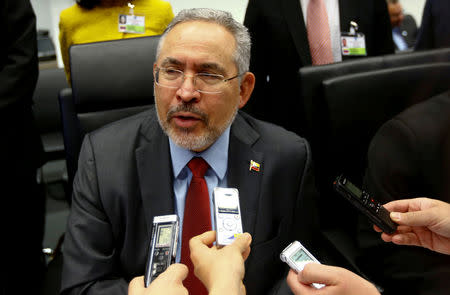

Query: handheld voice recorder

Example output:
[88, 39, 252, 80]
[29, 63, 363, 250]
[280, 241, 325, 289]
[144, 214, 179, 287]
[213, 187, 243, 246]
[333, 175, 397, 234]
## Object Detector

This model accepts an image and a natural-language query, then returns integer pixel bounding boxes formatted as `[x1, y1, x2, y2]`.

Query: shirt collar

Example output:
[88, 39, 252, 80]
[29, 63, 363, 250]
[169, 126, 230, 180]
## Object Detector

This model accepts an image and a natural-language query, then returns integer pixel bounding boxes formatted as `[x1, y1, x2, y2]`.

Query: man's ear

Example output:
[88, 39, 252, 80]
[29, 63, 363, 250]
[238, 72, 255, 109]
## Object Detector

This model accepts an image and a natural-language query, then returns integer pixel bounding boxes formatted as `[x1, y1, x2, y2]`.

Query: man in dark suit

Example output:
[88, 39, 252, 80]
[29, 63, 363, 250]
[61, 8, 323, 295]
[0, 0, 46, 294]
[415, 0, 450, 50]
[243, 0, 394, 136]
[386, 0, 418, 51]
[362, 90, 450, 294]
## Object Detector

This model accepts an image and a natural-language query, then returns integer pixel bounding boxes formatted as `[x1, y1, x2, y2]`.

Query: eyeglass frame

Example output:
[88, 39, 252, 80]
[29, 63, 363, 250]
[153, 66, 243, 94]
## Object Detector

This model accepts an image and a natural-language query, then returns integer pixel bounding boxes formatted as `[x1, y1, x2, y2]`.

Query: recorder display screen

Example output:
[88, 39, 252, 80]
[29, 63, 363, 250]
[344, 180, 362, 199]
[290, 249, 313, 263]
[217, 196, 239, 214]
[157, 225, 172, 247]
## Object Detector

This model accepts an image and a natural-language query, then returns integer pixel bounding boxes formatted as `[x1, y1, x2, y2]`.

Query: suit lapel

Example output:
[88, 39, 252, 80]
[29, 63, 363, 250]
[339, 0, 360, 32]
[136, 111, 174, 235]
[282, 0, 311, 65]
[227, 114, 263, 237]
[134, 111, 265, 238]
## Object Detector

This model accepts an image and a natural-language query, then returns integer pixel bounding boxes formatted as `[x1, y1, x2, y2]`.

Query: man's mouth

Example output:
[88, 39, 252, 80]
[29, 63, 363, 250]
[171, 112, 203, 129]
[167, 105, 208, 129]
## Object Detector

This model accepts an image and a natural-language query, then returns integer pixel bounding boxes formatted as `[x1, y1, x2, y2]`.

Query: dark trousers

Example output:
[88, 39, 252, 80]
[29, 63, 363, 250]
[0, 102, 46, 294]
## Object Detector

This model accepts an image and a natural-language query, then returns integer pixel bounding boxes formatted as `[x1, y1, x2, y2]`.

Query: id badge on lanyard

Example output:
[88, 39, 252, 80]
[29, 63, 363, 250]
[341, 21, 367, 57]
[118, 2, 146, 34]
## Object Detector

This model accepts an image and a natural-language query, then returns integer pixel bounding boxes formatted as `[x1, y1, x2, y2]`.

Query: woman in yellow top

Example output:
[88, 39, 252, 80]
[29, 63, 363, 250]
[59, 0, 174, 83]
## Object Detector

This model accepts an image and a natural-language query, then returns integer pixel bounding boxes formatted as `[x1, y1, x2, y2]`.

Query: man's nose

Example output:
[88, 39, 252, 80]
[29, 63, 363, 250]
[176, 75, 200, 102]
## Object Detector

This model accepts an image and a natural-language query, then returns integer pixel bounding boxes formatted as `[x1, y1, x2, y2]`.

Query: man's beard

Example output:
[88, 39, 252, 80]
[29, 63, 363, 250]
[156, 101, 238, 151]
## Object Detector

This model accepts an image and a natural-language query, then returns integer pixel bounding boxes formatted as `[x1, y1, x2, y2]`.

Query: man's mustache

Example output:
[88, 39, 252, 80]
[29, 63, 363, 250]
[166, 103, 208, 123]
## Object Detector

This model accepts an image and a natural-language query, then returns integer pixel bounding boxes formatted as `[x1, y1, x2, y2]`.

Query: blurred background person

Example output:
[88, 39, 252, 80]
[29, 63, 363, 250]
[59, 0, 174, 83]
[0, 0, 46, 294]
[386, 0, 418, 52]
[415, 0, 450, 50]
[243, 0, 394, 136]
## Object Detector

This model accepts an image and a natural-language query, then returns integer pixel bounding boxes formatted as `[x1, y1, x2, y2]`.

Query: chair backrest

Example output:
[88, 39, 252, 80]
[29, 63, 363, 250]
[69, 35, 159, 111]
[308, 61, 450, 272]
[59, 36, 160, 204]
[33, 68, 69, 160]
[301, 47, 450, 142]
[319, 62, 450, 191]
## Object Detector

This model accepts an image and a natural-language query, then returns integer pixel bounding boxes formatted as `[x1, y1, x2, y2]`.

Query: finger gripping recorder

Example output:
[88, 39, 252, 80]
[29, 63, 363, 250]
[280, 240, 325, 289]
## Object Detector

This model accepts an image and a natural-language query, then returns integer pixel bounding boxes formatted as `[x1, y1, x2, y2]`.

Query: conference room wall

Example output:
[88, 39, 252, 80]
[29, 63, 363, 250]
[31, 0, 426, 69]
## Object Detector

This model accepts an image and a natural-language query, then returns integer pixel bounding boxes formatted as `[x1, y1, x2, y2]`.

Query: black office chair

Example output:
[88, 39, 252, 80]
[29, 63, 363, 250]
[33, 68, 68, 161]
[309, 62, 450, 273]
[33, 68, 69, 199]
[300, 48, 450, 228]
[301, 47, 450, 143]
[59, 35, 160, 205]
[320, 62, 450, 188]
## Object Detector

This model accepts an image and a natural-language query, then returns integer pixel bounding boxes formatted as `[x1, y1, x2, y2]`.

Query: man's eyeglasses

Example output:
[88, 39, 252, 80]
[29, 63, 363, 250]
[154, 67, 242, 94]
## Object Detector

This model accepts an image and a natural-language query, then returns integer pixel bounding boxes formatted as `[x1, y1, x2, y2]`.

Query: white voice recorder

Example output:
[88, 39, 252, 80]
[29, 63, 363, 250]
[280, 240, 325, 289]
[213, 187, 243, 246]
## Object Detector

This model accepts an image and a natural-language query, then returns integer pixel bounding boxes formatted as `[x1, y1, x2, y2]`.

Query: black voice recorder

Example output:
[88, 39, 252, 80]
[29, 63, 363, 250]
[144, 215, 179, 287]
[333, 175, 397, 234]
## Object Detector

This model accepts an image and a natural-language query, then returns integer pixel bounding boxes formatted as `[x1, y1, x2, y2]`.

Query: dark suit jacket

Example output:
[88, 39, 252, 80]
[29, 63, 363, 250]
[243, 0, 394, 136]
[0, 0, 43, 169]
[415, 0, 450, 50]
[361, 91, 450, 295]
[394, 14, 418, 51]
[61, 107, 323, 295]
[0, 0, 46, 293]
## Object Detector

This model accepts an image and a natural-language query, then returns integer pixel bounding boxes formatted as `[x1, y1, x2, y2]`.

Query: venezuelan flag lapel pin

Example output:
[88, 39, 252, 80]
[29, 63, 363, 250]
[249, 160, 260, 172]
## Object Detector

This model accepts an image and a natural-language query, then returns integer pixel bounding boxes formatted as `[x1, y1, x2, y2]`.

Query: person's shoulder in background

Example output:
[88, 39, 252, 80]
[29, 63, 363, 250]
[136, 0, 174, 33]
[59, 3, 85, 27]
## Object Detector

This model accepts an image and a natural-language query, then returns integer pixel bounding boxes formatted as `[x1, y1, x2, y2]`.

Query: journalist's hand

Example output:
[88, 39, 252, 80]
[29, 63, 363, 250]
[287, 263, 380, 295]
[375, 197, 450, 255]
[190, 231, 252, 295]
[128, 264, 188, 295]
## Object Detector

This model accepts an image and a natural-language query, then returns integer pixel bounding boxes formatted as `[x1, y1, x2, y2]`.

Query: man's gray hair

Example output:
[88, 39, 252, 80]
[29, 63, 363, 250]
[156, 8, 251, 75]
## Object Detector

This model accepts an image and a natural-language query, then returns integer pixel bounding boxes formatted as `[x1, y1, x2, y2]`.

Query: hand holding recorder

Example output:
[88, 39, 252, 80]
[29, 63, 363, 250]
[375, 197, 450, 255]
[190, 231, 252, 295]
[128, 264, 188, 295]
[286, 264, 380, 295]
[333, 175, 397, 234]
[281, 241, 379, 295]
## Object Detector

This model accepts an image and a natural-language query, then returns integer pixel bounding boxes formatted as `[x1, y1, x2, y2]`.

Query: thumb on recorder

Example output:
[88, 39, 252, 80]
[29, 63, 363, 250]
[128, 264, 188, 295]
[190, 231, 252, 295]
[286, 263, 380, 295]
[374, 197, 450, 255]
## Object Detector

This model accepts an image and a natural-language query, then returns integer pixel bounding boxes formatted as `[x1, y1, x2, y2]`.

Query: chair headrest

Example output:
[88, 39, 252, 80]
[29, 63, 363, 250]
[322, 62, 450, 137]
[69, 35, 160, 113]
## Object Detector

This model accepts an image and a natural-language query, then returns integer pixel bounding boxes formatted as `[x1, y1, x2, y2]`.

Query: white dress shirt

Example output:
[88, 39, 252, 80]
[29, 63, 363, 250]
[300, 0, 342, 62]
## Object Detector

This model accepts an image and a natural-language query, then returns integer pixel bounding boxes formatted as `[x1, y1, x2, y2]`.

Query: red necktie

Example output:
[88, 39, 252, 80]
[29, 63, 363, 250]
[181, 157, 211, 295]
[307, 0, 334, 65]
